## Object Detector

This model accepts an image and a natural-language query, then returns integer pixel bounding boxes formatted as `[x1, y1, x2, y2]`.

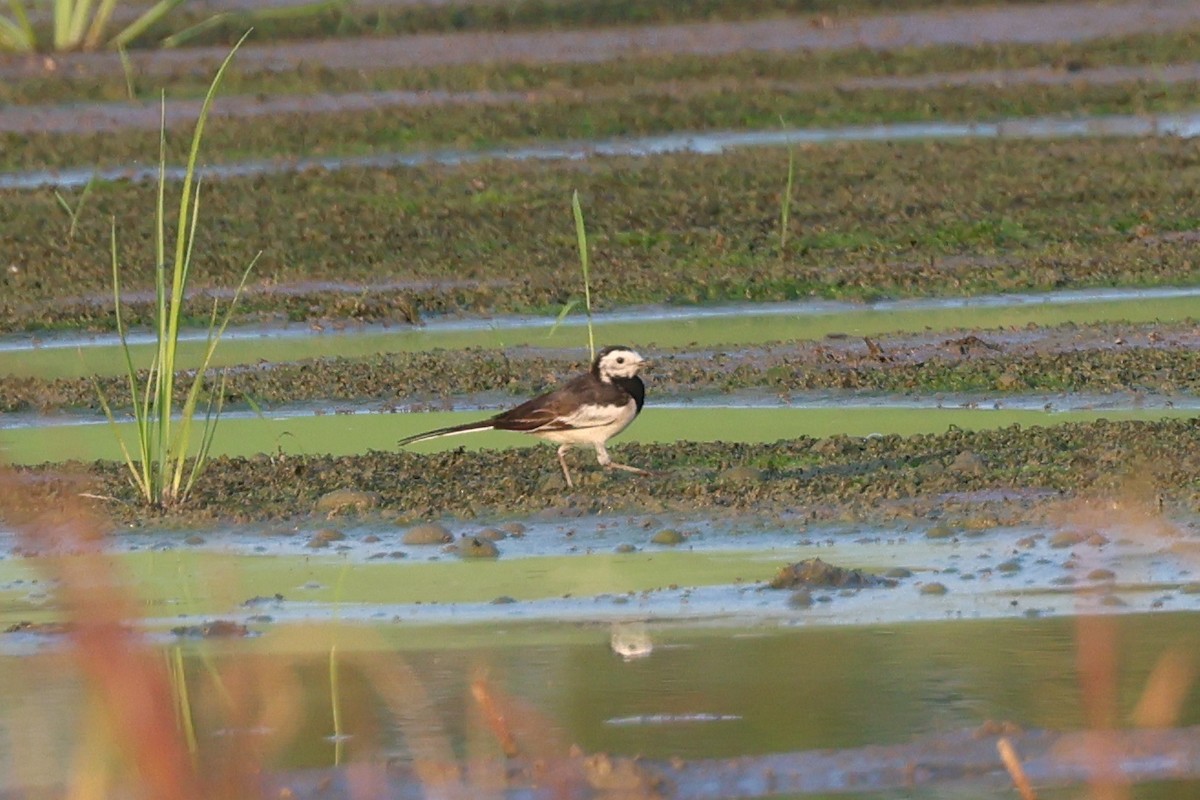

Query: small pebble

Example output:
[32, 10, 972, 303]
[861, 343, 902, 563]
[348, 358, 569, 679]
[404, 523, 453, 545]
[476, 527, 507, 541]
[315, 489, 380, 514]
[1049, 531, 1086, 549]
[651, 529, 685, 545]
[457, 537, 500, 559]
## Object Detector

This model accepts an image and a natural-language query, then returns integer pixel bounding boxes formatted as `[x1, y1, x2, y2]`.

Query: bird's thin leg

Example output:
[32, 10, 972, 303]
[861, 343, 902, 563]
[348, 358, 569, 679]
[556, 444, 575, 488]
[594, 443, 649, 476]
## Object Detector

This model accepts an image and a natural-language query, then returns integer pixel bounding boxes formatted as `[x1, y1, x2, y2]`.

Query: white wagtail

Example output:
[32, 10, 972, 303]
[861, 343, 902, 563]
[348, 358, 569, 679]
[398, 346, 650, 488]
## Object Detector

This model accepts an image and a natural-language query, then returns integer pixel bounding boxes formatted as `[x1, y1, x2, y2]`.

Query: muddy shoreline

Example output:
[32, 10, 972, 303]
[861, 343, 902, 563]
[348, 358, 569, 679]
[4, 320, 1199, 414]
[6, 417, 1192, 529]
[7, 0, 1197, 82]
[6, 139, 1200, 335]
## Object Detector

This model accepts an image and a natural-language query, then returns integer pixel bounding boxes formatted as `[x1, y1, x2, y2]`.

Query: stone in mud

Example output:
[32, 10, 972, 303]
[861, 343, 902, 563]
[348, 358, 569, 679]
[884, 567, 913, 578]
[403, 522, 453, 545]
[788, 589, 814, 608]
[950, 451, 986, 476]
[1049, 530, 1087, 549]
[925, 524, 957, 540]
[961, 514, 999, 532]
[1087, 568, 1117, 581]
[4, 621, 72, 635]
[500, 522, 526, 536]
[996, 559, 1022, 573]
[614, 543, 638, 553]
[457, 536, 500, 559]
[719, 465, 764, 482]
[476, 527, 507, 541]
[241, 593, 284, 607]
[919, 582, 949, 596]
[768, 558, 896, 590]
[316, 489, 380, 514]
[651, 529, 685, 545]
[171, 620, 250, 638]
[306, 528, 346, 548]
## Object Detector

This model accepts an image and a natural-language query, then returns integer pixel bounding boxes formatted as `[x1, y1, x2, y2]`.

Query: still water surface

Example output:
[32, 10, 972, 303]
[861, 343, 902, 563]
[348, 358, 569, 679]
[1, 613, 1198, 796]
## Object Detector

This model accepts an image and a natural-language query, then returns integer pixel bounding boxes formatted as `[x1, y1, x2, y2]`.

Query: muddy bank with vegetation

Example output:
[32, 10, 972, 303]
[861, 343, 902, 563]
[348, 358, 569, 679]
[8, 417, 1191, 528]
[9, 74, 1200, 173]
[5, 139, 1200, 333]
[5, 27, 1200, 108]
[3, 321, 1198, 414]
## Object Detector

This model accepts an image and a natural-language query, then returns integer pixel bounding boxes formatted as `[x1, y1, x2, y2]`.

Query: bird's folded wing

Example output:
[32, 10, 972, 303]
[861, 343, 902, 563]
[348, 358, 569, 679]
[491, 388, 624, 432]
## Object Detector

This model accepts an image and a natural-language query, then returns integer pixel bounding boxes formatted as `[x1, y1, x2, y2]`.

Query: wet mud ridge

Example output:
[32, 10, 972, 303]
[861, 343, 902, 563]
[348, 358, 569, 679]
[5, 416, 1190, 528]
[2, 0, 1197, 81]
[254, 724, 1200, 799]
[4, 318, 1200, 414]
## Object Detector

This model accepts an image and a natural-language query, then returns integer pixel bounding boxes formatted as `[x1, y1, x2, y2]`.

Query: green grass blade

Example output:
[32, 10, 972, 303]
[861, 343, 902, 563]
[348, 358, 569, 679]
[778, 115, 796, 254]
[169, 647, 199, 759]
[82, 0, 119, 50]
[117, 43, 136, 99]
[53, 190, 74, 220]
[177, 252, 259, 500]
[65, 0, 98, 48]
[170, 29, 251, 299]
[162, 1, 336, 48]
[571, 190, 594, 360]
[107, 217, 154, 502]
[184, 372, 225, 497]
[546, 298, 578, 339]
[0, 17, 35, 53]
[107, 0, 187, 49]
[330, 643, 343, 766]
[159, 11, 233, 49]
[53, 173, 96, 239]
[91, 376, 150, 501]
[1, 1, 35, 51]
[52, 0, 69, 49]
[170, 293, 221, 499]
[71, 175, 94, 238]
[153, 92, 170, 500]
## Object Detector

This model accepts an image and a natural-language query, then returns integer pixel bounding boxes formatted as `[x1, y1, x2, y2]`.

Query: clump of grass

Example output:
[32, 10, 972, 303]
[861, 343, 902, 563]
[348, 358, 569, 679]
[0, 0, 336, 53]
[95, 32, 259, 509]
[53, 173, 96, 240]
[0, 0, 187, 53]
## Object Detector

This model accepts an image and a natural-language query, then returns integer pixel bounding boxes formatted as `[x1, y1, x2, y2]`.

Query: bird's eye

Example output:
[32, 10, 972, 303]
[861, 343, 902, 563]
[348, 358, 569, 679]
[616, 357, 625, 364]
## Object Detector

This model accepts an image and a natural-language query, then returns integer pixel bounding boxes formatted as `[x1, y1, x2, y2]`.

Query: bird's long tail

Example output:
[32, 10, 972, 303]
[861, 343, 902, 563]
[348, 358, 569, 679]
[397, 420, 496, 447]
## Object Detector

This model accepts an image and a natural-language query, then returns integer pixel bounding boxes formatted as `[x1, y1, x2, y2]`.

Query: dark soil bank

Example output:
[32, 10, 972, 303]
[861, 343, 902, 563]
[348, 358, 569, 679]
[11, 417, 1194, 528]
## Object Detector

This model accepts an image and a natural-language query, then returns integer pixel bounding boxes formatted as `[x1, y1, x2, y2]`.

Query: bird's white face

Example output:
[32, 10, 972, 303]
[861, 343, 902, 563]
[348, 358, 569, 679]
[595, 348, 647, 381]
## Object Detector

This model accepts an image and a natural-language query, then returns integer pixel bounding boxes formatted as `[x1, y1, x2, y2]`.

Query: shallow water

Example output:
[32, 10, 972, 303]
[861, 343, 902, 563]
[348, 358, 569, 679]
[5, 109, 1200, 190]
[3, 503, 1200, 795]
[3, 286, 1200, 380]
[1, 403, 1194, 464]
